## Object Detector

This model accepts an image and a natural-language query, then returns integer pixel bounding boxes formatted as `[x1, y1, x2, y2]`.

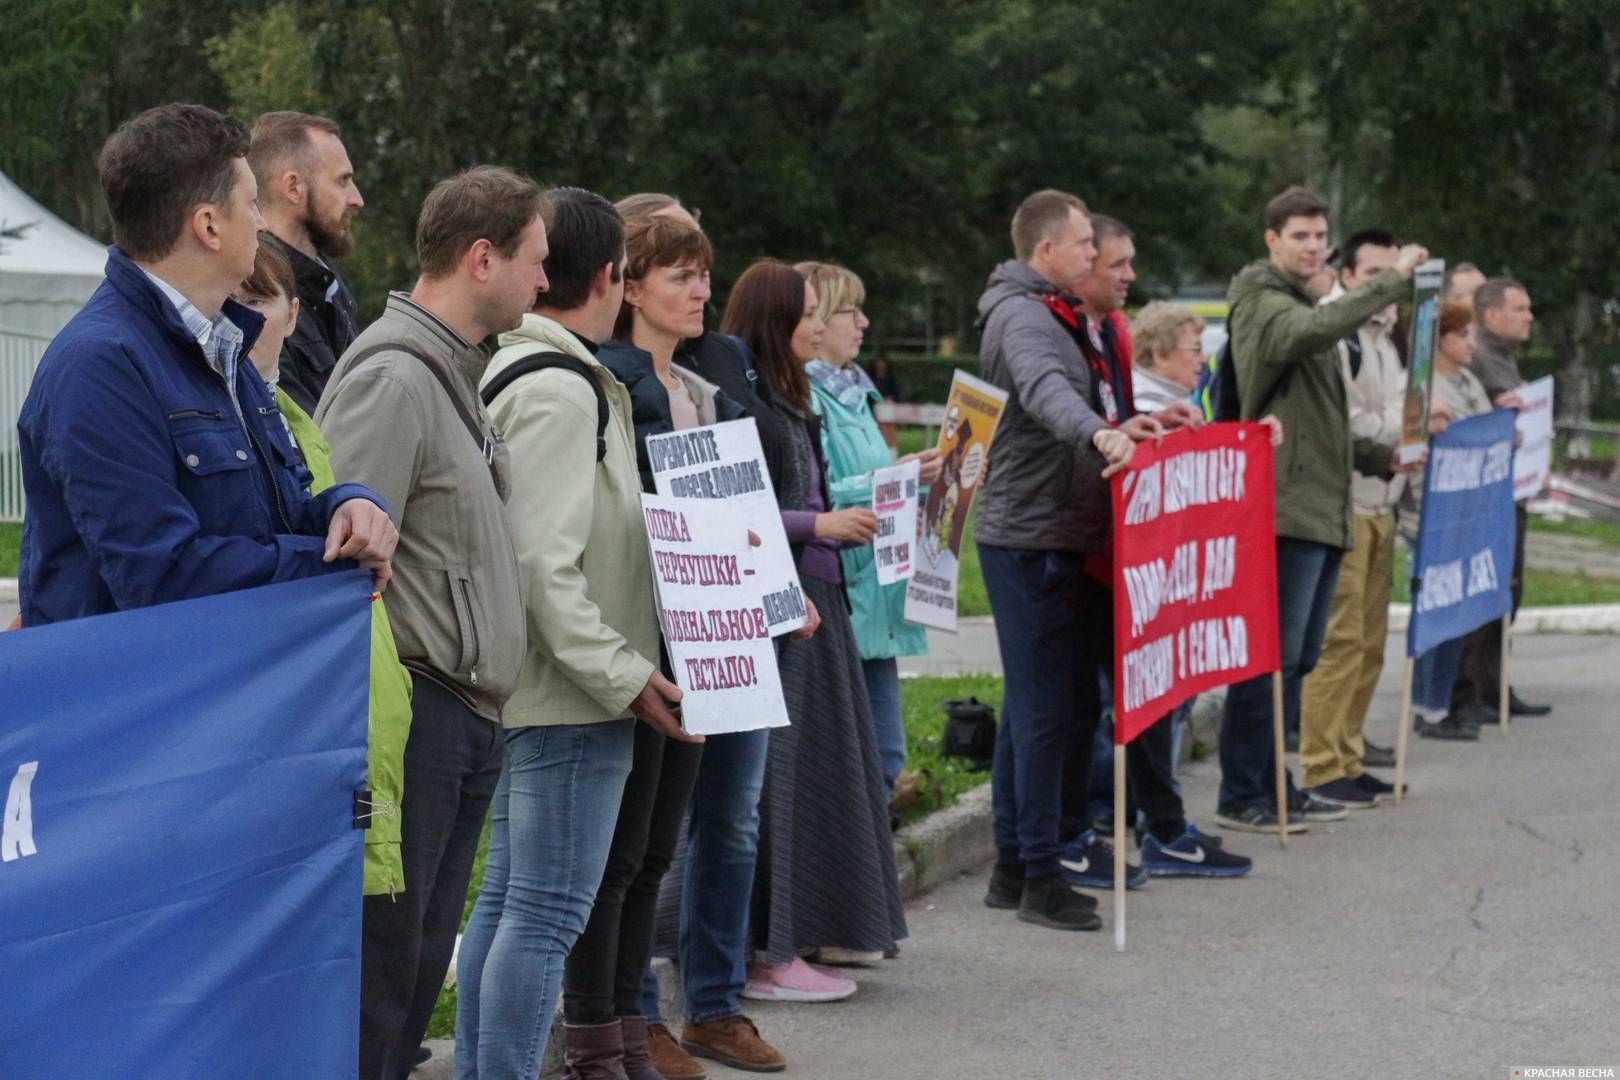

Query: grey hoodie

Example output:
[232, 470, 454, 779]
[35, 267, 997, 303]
[972, 260, 1113, 553]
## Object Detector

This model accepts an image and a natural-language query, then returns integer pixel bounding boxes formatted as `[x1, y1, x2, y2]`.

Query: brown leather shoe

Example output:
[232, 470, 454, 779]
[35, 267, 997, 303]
[681, 1015, 786, 1073]
[646, 1022, 707, 1079]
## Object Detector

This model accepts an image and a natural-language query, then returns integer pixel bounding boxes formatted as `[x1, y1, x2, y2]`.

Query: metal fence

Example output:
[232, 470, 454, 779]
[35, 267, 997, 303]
[2, 325, 49, 522]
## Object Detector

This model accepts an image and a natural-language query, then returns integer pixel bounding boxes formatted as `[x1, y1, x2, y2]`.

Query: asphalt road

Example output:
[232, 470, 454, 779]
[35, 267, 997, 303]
[711, 632, 1619, 1079]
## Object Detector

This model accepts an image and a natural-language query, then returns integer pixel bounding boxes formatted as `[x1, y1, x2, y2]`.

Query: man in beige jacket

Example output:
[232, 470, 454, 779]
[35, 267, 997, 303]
[1299, 228, 1408, 808]
[316, 166, 546, 1079]
[452, 186, 694, 1078]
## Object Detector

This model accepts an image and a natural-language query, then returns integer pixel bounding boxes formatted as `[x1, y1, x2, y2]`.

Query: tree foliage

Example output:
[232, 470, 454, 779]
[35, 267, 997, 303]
[1, 0, 1615, 414]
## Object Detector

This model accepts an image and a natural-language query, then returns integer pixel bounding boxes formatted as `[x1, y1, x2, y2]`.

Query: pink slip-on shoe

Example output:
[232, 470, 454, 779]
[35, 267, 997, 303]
[740, 957, 857, 1003]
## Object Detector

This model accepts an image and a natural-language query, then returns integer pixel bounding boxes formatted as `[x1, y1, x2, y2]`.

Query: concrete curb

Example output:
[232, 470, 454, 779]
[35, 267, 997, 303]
[1384, 602, 1620, 634]
[0, 578, 15, 603]
[893, 781, 995, 901]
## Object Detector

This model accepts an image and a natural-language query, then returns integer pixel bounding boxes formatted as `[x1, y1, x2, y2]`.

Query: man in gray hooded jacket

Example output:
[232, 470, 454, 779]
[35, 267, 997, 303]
[973, 189, 1148, 933]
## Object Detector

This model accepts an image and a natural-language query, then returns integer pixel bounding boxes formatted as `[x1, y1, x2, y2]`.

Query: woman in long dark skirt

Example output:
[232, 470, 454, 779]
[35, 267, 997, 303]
[719, 259, 907, 1001]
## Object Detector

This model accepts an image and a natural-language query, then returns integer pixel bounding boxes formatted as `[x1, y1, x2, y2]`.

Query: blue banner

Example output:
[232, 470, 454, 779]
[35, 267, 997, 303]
[0, 571, 372, 1079]
[1408, 409, 1518, 657]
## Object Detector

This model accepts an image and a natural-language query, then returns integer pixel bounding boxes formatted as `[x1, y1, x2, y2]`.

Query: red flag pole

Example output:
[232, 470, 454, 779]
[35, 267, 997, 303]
[1499, 613, 1511, 732]
[1272, 671, 1288, 848]
[1395, 657, 1414, 804]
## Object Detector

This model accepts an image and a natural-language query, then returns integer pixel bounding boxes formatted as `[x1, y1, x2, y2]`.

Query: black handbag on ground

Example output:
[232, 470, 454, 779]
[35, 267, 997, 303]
[941, 697, 997, 771]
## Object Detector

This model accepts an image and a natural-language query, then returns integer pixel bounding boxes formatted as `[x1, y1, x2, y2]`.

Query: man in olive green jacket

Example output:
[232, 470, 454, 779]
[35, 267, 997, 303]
[1214, 186, 1429, 834]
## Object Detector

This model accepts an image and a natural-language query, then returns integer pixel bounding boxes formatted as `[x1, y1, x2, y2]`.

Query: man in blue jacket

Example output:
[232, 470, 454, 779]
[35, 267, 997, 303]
[16, 103, 395, 627]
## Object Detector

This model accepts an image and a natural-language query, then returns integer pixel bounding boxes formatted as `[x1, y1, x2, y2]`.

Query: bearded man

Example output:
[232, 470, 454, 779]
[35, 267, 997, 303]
[247, 111, 366, 411]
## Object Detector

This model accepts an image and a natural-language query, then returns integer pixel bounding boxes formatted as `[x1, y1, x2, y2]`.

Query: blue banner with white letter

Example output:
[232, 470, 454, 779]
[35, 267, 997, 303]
[1408, 409, 1518, 657]
[0, 571, 371, 1079]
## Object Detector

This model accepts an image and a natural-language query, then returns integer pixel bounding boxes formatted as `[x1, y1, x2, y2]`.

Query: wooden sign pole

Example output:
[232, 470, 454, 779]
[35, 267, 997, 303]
[1395, 657, 1414, 804]
[1272, 671, 1288, 847]
[1113, 752, 1127, 952]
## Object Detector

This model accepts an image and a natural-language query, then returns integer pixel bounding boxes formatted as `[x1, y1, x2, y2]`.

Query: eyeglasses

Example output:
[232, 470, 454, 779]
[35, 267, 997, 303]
[1173, 344, 1204, 354]
[833, 306, 864, 318]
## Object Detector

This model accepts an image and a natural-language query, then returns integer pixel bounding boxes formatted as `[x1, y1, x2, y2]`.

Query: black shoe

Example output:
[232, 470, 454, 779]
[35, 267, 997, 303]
[1509, 688, 1552, 717]
[1303, 777, 1376, 810]
[1362, 740, 1396, 769]
[1016, 876, 1102, 931]
[1291, 793, 1351, 822]
[1284, 729, 1300, 753]
[1354, 772, 1405, 802]
[414, 1045, 432, 1068]
[984, 863, 1024, 910]
[1215, 804, 1307, 834]
[1418, 714, 1480, 741]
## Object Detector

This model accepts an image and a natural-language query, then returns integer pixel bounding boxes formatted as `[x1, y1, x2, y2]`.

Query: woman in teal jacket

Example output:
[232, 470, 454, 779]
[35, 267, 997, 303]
[798, 262, 940, 796]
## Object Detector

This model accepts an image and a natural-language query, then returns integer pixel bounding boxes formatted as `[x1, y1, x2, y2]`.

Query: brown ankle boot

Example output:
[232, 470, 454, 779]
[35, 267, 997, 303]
[562, 1020, 630, 1080]
[680, 1015, 786, 1073]
[645, 1023, 705, 1079]
[619, 1016, 668, 1080]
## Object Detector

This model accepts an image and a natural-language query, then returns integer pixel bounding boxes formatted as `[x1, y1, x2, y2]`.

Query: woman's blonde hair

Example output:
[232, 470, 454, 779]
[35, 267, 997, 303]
[794, 261, 865, 324]
[1131, 301, 1204, 368]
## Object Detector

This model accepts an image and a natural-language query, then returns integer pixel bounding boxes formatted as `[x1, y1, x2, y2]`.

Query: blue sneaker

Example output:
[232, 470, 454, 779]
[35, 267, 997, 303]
[1060, 830, 1148, 890]
[1141, 824, 1254, 878]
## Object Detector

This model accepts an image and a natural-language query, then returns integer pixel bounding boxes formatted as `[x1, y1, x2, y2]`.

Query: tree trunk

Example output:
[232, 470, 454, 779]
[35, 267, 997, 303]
[1553, 292, 1598, 425]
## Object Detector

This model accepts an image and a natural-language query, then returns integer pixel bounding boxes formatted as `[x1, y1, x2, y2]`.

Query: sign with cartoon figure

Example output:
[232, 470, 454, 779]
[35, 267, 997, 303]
[904, 370, 1008, 631]
[1397, 258, 1446, 465]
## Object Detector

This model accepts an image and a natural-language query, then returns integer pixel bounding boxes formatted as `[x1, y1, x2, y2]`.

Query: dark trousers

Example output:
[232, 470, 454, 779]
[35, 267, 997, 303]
[563, 723, 703, 1024]
[1451, 504, 1528, 709]
[1062, 595, 1186, 844]
[981, 545, 1109, 879]
[359, 677, 502, 1080]
[1218, 538, 1344, 814]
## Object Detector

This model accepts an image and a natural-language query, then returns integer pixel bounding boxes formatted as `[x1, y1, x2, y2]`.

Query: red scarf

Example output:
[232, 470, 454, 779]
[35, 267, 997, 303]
[1040, 293, 1135, 423]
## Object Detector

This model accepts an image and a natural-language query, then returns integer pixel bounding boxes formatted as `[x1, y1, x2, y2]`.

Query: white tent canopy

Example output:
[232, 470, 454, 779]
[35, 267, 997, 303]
[0, 169, 107, 336]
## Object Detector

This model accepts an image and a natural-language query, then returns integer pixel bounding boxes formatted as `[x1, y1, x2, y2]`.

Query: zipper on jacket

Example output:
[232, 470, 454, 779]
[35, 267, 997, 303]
[460, 579, 481, 686]
[203, 366, 295, 534]
[166, 408, 226, 421]
[244, 421, 294, 534]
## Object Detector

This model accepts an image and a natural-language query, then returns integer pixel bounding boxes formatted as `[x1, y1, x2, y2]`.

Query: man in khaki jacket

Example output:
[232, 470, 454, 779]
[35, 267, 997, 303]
[316, 166, 546, 1080]
[451, 187, 693, 1077]
[1300, 229, 1408, 807]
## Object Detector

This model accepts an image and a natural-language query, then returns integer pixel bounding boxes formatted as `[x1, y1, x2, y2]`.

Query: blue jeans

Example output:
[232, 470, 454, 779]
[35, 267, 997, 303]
[1413, 636, 1465, 717]
[455, 720, 635, 1078]
[641, 727, 770, 1024]
[862, 657, 906, 795]
[1218, 538, 1344, 814]
[981, 545, 1107, 879]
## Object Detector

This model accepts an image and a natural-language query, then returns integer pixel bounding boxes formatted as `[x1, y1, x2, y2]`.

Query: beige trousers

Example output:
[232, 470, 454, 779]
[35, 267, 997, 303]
[1300, 511, 1396, 787]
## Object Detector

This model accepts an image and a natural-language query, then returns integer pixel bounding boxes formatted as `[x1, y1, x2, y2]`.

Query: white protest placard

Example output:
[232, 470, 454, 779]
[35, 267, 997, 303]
[645, 419, 809, 635]
[871, 458, 920, 586]
[641, 493, 790, 736]
[1512, 375, 1554, 502]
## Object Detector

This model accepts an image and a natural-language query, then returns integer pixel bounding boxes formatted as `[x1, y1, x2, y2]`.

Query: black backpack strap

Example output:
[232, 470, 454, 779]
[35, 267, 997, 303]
[481, 350, 609, 463]
[346, 342, 498, 477]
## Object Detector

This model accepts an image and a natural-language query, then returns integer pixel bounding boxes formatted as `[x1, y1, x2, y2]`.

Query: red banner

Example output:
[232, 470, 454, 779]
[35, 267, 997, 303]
[1111, 423, 1281, 745]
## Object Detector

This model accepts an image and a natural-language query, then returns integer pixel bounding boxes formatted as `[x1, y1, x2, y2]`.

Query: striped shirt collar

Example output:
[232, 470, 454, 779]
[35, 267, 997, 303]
[141, 269, 247, 382]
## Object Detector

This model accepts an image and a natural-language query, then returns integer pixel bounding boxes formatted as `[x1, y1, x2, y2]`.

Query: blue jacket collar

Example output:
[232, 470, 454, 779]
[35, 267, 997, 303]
[102, 246, 266, 362]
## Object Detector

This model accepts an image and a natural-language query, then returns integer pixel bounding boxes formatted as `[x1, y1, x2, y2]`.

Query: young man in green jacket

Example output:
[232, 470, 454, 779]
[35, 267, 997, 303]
[1215, 186, 1428, 834]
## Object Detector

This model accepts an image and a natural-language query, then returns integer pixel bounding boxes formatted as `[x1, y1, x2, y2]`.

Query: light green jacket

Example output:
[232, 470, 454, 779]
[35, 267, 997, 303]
[278, 388, 412, 897]
[482, 315, 659, 727]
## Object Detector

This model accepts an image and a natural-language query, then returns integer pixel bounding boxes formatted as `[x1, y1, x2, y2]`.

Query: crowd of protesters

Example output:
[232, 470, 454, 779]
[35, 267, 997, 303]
[10, 103, 1552, 1079]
